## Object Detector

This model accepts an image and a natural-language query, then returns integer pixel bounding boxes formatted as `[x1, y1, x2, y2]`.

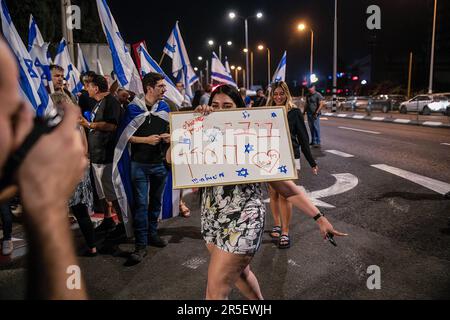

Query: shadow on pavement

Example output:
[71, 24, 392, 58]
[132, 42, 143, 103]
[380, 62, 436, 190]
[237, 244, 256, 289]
[370, 192, 449, 202]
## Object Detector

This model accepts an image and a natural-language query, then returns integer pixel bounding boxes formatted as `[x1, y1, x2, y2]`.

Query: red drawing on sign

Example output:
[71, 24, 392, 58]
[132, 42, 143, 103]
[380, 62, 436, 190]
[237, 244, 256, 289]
[251, 150, 280, 174]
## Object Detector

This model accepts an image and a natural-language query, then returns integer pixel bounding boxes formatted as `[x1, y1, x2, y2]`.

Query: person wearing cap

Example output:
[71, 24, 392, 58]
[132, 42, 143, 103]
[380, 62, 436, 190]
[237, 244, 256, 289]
[304, 85, 325, 147]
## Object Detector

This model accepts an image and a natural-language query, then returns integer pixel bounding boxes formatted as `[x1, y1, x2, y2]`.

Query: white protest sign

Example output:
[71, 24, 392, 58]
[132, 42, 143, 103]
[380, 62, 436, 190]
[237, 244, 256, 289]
[170, 107, 297, 189]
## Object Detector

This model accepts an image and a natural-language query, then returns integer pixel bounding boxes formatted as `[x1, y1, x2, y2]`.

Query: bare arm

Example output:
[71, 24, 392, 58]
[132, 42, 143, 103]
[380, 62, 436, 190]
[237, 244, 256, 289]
[16, 102, 88, 299]
[315, 100, 325, 115]
[129, 135, 161, 145]
[79, 117, 117, 132]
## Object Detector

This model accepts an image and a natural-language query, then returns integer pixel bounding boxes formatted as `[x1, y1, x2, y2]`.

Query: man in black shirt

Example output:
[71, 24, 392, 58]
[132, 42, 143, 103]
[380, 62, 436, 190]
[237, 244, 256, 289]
[128, 73, 171, 264]
[78, 71, 97, 114]
[80, 74, 125, 236]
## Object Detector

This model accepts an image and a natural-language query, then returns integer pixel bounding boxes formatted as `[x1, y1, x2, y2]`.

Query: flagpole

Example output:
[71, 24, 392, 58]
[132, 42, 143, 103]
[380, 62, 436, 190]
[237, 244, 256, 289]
[159, 52, 166, 66]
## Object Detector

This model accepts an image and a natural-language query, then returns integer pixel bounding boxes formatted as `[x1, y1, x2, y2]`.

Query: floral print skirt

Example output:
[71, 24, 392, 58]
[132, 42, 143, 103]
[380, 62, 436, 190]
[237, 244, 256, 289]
[201, 184, 265, 255]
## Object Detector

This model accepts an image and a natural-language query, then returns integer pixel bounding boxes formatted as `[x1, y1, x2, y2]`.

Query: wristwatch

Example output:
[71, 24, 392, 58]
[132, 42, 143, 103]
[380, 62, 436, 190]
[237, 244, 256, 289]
[313, 212, 324, 221]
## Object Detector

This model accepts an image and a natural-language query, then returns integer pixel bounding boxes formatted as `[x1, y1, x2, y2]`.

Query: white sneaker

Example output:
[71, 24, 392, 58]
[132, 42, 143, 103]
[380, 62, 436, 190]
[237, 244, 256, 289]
[2, 240, 13, 256]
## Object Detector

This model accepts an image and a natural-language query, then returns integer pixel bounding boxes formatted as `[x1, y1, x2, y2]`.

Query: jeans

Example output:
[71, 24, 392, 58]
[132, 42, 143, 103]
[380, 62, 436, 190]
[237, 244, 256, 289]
[307, 112, 321, 145]
[0, 203, 12, 241]
[131, 162, 168, 247]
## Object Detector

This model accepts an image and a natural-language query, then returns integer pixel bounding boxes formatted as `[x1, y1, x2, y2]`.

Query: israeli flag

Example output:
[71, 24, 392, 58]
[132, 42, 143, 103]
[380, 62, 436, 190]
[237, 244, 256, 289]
[113, 98, 179, 236]
[211, 52, 237, 88]
[54, 38, 83, 95]
[28, 15, 52, 89]
[138, 44, 184, 106]
[96, 0, 143, 95]
[163, 21, 198, 98]
[28, 14, 44, 50]
[96, 59, 105, 76]
[77, 43, 90, 74]
[1, 0, 51, 116]
[272, 51, 287, 83]
[225, 56, 231, 74]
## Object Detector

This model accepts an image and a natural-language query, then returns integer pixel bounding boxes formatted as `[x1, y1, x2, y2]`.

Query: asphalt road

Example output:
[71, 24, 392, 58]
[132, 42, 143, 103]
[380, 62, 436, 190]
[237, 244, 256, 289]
[1, 117, 449, 300]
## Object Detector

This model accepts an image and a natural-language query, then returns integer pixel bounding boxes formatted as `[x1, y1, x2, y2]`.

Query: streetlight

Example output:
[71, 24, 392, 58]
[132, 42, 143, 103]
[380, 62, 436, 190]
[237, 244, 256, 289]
[428, 0, 437, 94]
[258, 45, 271, 88]
[208, 39, 233, 62]
[234, 66, 242, 87]
[297, 22, 314, 77]
[229, 10, 263, 89]
[198, 56, 203, 61]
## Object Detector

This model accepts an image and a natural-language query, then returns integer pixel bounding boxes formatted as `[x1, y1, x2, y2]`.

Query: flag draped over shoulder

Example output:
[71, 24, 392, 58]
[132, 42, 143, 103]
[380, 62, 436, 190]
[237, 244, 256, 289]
[272, 51, 287, 83]
[113, 98, 179, 234]
[163, 21, 198, 99]
[1, 0, 51, 116]
[96, 0, 143, 95]
[54, 38, 83, 95]
[211, 52, 237, 88]
[139, 44, 184, 106]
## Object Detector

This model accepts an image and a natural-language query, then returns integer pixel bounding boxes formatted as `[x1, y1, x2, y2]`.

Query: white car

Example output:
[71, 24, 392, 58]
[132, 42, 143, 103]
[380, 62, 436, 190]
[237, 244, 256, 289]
[399, 94, 449, 115]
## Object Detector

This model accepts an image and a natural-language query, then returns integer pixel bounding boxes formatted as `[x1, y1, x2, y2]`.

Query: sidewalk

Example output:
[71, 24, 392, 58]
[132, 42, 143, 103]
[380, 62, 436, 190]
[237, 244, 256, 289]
[321, 110, 450, 128]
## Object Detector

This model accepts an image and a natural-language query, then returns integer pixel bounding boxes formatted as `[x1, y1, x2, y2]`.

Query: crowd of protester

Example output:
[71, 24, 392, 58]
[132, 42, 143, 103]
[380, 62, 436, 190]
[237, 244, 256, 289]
[0, 35, 346, 299]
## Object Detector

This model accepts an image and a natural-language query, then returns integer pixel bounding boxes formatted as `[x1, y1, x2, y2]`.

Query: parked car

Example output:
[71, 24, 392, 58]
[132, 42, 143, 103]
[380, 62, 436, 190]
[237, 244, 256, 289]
[324, 97, 347, 110]
[439, 93, 450, 116]
[399, 94, 449, 115]
[341, 96, 370, 111]
[367, 95, 407, 113]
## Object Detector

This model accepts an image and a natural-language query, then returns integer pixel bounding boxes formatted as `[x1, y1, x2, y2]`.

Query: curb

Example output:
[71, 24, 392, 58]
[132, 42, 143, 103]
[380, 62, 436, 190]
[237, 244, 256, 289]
[322, 113, 450, 129]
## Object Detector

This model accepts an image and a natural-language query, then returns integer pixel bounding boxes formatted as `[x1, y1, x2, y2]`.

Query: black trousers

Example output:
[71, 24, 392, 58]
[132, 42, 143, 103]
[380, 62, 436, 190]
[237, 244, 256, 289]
[71, 204, 96, 249]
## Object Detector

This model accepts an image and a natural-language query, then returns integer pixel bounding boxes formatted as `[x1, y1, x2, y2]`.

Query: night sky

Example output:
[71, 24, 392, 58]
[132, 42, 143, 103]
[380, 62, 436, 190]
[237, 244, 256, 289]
[105, 0, 438, 87]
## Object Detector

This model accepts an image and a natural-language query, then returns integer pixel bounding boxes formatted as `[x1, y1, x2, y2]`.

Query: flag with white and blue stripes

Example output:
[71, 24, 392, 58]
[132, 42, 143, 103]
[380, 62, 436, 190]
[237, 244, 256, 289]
[54, 38, 83, 95]
[96, 0, 143, 95]
[272, 51, 287, 83]
[139, 43, 184, 106]
[1, 0, 51, 116]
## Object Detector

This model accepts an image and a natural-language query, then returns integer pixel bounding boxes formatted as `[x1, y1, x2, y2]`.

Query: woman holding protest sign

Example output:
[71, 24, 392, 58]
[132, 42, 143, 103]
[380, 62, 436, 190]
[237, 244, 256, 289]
[167, 85, 346, 300]
[266, 81, 318, 249]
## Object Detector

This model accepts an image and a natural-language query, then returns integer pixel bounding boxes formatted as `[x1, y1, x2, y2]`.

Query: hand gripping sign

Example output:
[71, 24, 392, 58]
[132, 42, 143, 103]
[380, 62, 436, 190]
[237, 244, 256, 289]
[170, 107, 298, 189]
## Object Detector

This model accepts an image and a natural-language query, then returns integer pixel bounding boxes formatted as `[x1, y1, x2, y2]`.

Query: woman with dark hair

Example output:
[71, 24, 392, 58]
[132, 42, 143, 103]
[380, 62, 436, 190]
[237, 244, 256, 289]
[167, 85, 346, 300]
[191, 89, 205, 110]
[266, 81, 318, 249]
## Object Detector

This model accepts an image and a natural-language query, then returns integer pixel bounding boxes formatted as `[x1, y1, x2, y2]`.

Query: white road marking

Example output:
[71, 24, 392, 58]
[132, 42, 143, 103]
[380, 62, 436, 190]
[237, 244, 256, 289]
[353, 115, 365, 119]
[371, 117, 385, 121]
[182, 257, 207, 270]
[288, 259, 301, 268]
[325, 150, 355, 158]
[440, 143, 450, 146]
[337, 114, 348, 118]
[264, 173, 359, 208]
[323, 112, 333, 116]
[339, 126, 381, 135]
[423, 121, 443, 127]
[371, 164, 450, 195]
[394, 119, 411, 124]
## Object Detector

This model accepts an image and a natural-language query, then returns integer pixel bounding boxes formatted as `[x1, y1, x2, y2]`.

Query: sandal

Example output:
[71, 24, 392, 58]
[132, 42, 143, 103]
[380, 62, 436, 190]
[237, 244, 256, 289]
[278, 234, 291, 249]
[179, 200, 191, 218]
[270, 226, 282, 239]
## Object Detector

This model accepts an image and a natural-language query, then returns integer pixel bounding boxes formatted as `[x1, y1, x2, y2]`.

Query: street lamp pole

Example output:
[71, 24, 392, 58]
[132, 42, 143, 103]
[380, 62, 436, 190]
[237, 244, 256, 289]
[267, 48, 271, 88]
[332, 0, 338, 112]
[245, 18, 250, 89]
[428, 0, 437, 94]
[310, 30, 314, 76]
[219, 45, 222, 62]
[250, 51, 254, 88]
